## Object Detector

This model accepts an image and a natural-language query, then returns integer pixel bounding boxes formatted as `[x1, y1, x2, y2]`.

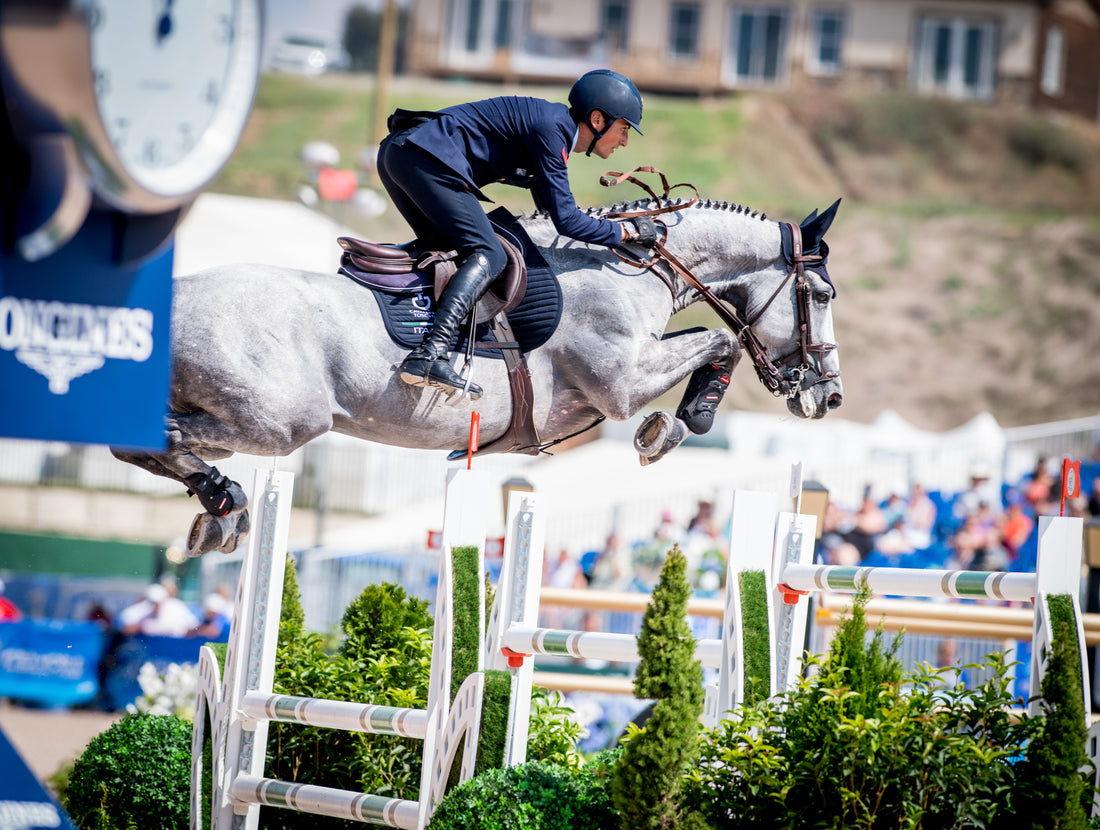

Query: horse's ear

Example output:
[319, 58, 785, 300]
[801, 199, 841, 247]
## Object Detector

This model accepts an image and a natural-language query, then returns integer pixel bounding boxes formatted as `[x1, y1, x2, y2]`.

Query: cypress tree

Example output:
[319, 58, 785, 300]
[612, 545, 705, 830]
[1015, 602, 1090, 829]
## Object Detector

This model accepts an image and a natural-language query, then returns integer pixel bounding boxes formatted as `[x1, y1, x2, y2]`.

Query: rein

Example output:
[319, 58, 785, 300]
[603, 168, 837, 400]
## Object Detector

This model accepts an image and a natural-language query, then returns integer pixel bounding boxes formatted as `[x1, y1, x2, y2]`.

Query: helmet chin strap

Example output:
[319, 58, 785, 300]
[584, 113, 611, 157]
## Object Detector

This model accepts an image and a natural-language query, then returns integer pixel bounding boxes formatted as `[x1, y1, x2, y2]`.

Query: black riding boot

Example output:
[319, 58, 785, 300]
[399, 252, 494, 399]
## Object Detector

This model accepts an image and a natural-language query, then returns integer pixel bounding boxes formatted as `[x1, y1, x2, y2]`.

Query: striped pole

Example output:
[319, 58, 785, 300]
[239, 692, 428, 739]
[230, 775, 420, 829]
[501, 625, 723, 669]
[780, 564, 1036, 603]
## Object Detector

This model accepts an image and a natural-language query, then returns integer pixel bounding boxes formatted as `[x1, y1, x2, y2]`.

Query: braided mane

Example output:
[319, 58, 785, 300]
[524, 196, 769, 223]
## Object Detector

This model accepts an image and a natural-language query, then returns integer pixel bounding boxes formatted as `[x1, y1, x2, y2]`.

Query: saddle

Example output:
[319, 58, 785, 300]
[335, 209, 561, 458]
[336, 234, 527, 325]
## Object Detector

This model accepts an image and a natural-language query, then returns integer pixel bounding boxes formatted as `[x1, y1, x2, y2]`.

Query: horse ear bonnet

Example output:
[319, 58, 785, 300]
[780, 198, 841, 296]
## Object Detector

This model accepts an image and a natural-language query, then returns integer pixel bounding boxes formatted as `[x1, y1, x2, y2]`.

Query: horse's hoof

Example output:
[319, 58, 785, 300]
[634, 412, 688, 466]
[186, 513, 226, 557]
[635, 411, 672, 456]
[218, 511, 251, 554]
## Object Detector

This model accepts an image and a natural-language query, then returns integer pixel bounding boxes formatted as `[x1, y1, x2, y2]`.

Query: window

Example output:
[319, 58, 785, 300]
[493, 0, 513, 49]
[913, 17, 998, 100]
[808, 8, 845, 75]
[669, 2, 701, 60]
[464, 0, 483, 52]
[1040, 24, 1065, 97]
[727, 6, 790, 84]
[602, 1, 630, 54]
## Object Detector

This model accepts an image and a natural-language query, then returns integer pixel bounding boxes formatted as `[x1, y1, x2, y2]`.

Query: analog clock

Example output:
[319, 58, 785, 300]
[1, 0, 262, 258]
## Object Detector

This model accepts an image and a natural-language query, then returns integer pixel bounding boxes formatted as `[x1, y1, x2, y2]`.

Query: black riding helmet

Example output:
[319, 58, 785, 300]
[568, 69, 644, 156]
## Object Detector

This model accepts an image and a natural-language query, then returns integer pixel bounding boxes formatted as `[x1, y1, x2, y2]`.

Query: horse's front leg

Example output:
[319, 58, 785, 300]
[584, 327, 741, 465]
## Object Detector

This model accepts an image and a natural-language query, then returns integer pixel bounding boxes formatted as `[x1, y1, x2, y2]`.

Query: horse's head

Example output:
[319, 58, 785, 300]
[753, 199, 843, 419]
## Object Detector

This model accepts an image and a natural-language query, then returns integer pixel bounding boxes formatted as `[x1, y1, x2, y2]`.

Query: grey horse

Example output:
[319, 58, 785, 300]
[113, 197, 843, 556]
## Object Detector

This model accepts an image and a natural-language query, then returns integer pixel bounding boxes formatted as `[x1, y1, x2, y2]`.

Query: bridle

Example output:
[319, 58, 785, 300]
[603, 168, 839, 400]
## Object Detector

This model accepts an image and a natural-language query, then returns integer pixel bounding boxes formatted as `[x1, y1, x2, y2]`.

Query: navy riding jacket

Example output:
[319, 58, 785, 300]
[405, 96, 621, 249]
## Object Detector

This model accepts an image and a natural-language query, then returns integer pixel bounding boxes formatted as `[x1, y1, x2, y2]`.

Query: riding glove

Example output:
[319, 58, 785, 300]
[625, 216, 658, 247]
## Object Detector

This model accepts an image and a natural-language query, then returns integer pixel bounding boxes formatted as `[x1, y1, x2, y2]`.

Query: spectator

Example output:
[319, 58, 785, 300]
[845, 487, 887, 560]
[86, 602, 112, 628]
[951, 506, 1005, 570]
[954, 464, 1001, 522]
[117, 584, 168, 635]
[819, 534, 862, 566]
[902, 483, 937, 550]
[876, 516, 916, 557]
[1089, 478, 1100, 519]
[0, 578, 22, 622]
[547, 549, 586, 590]
[586, 533, 628, 591]
[188, 592, 231, 639]
[1023, 457, 1054, 514]
[653, 509, 679, 547]
[682, 501, 724, 579]
[118, 582, 199, 637]
[998, 497, 1034, 561]
[933, 639, 971, 690]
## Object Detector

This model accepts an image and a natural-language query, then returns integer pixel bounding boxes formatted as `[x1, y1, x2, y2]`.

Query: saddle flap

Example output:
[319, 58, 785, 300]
[337, 234, 527, 321]
[436, 235, 527, 323]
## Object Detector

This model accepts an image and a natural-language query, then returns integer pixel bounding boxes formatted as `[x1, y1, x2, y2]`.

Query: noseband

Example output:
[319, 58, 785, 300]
[604, 169, 838, 400]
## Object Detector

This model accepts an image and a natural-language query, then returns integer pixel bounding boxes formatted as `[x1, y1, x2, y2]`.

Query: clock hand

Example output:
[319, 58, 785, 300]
[156, 0, 175, 43]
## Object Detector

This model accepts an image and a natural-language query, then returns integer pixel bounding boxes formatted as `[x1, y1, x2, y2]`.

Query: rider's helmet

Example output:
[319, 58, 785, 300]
[568, 69, 644, 155]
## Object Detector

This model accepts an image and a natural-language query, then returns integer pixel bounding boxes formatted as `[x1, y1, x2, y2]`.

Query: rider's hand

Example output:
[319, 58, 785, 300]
[623, 216, 658, 248]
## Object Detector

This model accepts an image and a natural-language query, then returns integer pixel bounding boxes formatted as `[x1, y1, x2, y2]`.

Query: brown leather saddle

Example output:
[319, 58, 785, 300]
[336, 235, 527, 325]
[336, 232, 543, 458]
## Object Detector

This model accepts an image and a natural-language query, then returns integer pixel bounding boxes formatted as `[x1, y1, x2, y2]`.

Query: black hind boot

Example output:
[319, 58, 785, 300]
[399, 252, 494, 399]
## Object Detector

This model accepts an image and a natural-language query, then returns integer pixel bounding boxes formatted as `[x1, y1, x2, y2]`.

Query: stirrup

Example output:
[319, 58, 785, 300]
[399, 354, 483, 401]
[676, 363, 730, 435]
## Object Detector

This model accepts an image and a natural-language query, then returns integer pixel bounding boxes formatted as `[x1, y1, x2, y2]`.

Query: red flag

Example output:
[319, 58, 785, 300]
[1060, 458, 1081, 516]
[467, 412, 480, 470]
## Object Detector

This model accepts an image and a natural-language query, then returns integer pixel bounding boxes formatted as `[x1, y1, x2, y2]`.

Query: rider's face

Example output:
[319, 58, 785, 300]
[592, 118, 631, 159]
[575, 112, 631, 159]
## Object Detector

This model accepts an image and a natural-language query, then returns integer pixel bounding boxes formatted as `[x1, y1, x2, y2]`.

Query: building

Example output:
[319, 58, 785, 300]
[405, 0, 1099, 119]
[1034, 0, 1100, 121]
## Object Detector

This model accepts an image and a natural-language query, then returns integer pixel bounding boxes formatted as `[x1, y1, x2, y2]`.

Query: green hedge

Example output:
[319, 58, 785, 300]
[64, 714, 192, 830]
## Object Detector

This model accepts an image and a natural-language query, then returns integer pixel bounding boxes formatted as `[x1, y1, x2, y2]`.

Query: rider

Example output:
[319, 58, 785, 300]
[377, 69, 657, 400]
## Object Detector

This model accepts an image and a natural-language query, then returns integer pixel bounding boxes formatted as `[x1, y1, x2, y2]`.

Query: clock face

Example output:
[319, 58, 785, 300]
[83, 0, 261, 208]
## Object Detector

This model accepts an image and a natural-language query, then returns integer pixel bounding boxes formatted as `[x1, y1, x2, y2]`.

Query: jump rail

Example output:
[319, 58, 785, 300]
[192, 468, 495, 830]
[194, 466, 1100, 825]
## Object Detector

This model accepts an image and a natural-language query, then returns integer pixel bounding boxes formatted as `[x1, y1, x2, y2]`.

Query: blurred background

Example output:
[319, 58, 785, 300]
[2, 0, 1100, 763]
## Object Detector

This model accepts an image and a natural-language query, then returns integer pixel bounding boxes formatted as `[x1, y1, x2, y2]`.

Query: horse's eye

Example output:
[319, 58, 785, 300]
[814, 291, 831, 305]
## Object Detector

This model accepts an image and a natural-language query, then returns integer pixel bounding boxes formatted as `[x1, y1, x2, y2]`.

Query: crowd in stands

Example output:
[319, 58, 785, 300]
[819, 452, 1100, 576]
[542, 451, 1100, 606]
[0, 572, 233, 641]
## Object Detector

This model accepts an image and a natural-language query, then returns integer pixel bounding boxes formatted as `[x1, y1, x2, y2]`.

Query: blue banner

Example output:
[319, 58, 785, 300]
[101, 632, 228, 712]
[0, 211, 173, 449]
[0, 620, 107, 708]
[0, 724, 77, 830]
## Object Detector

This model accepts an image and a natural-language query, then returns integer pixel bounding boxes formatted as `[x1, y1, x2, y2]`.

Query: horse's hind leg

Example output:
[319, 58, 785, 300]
[111, 423, 250, 557]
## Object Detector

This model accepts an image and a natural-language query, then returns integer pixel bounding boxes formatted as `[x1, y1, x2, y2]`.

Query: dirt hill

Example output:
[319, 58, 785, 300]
[664, 91, 1100, 431]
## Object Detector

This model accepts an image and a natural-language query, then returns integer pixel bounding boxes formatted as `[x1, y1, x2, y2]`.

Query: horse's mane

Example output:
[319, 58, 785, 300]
[523, 197, 769, 223]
